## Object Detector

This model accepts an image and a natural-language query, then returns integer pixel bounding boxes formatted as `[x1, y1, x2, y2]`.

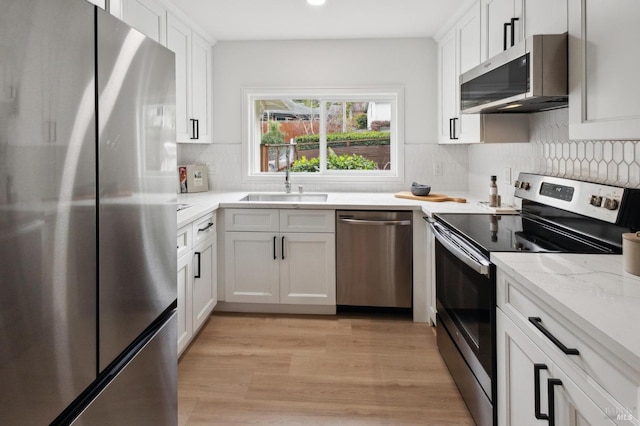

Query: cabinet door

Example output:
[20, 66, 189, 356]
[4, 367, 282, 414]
[523, 0, 567, 39]
[568, 0, 640, 140]
[498, 310, 619, 426]
[192, 236, 216, 333]
[280, 233, 336, 305]
[177, 253, 192, 355]
[482, 0, 518, 59]
[497, 309, 554, 426]
[189, 32, 212, 144]
[438, 26, 458, 143]
[224, 232, 280, 303]
[121, 0, 166, 44]
[167, 14, 191, 143]
[456, 3, 482, 143]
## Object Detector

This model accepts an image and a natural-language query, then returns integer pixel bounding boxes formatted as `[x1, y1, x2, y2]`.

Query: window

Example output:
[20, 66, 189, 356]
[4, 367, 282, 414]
[243, 88, 404, 182]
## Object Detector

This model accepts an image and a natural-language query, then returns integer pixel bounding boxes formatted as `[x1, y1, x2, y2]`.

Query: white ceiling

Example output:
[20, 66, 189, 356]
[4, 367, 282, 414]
[166, 0, 473, 42]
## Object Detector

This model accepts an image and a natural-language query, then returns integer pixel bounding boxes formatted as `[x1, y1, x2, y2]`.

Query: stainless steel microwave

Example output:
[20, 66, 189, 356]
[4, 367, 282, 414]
[460, 33, 567, 114]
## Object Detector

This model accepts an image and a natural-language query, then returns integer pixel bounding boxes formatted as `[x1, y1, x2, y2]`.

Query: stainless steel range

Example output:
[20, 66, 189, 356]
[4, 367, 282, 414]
[427, 173, 640, 426]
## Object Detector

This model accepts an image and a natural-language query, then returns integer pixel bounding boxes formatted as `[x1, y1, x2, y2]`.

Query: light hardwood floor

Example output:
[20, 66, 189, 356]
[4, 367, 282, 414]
[178, 312, 474, 425]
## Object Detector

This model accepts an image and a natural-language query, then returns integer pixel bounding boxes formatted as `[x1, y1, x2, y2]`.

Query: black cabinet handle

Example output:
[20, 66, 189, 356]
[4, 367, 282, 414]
[194, 252, 201, 278]
[449, 118, 458, 139]
[281, 236, 285, 259]
[534, 364, 549, 420]
[195, 119, 199, 139]
[190, 119, 199, 140]
[510, 17, 519, 47]
[503, 22, 511, 51]
[547, 379, 562, 426]
[273, 236, 277, 259]
[198, 222, 214, 232]
[529, 317, 580, 355]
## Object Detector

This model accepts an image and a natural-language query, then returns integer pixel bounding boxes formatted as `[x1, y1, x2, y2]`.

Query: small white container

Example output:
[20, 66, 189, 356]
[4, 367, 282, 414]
[622, 232, 640, 276]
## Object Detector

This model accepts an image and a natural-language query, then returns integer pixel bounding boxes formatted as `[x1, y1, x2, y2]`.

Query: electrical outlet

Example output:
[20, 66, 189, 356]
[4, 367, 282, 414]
[502, 167, 511, 184]
[433, 162, 443, 176]
[209, 164, 218, 175]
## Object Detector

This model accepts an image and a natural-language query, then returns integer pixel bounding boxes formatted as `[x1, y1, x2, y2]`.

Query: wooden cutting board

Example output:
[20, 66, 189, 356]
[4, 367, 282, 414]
[394, 191, 467, 203]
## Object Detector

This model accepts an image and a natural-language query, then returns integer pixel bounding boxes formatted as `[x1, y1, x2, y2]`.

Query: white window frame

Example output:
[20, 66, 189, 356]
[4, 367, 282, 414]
[241, 87, 405, 183]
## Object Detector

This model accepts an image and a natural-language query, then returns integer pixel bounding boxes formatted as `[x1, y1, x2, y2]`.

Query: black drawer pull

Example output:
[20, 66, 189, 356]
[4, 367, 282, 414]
[528, 317, 579, 355]
[198, 222, 214, 232]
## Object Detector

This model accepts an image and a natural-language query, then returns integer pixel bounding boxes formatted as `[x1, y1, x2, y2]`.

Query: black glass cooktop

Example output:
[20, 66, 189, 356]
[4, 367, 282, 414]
[434, 212, 622, 256]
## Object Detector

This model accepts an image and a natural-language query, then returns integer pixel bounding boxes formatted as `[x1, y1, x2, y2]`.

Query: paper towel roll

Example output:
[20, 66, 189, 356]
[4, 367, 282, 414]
[622, 232, 640, 276]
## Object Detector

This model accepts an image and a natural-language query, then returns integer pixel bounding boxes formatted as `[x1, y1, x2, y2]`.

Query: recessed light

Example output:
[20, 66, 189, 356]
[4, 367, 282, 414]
[307, 0, 326, 6]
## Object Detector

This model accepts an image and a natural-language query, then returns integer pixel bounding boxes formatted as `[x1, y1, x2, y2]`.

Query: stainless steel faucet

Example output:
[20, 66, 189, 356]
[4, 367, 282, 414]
[284, 139, 296, 193]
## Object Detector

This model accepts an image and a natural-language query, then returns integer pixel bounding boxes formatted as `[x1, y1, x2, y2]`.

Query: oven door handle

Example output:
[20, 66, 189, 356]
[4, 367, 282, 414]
[429, 221, 491, 277]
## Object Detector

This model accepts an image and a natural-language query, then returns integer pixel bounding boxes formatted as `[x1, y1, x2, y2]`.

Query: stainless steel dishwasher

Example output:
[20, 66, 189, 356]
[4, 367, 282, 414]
[336, 210, 412, 308]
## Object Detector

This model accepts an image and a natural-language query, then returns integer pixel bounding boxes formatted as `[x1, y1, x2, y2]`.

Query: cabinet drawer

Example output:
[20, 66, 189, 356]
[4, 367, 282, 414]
[280, 210, 335, 233]
[193, 213, 216, 246]
[177, 224, 192, 260]
[225, 209, 279, 232]
[498, 270, 640, 416]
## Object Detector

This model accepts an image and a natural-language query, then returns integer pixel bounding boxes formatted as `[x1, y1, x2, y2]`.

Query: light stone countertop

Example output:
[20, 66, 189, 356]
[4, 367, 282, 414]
[491, 252, 640, 368]
[176, 190, 498, 228]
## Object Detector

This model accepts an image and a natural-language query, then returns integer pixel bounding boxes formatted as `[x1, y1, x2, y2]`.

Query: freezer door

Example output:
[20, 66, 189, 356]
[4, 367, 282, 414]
[96, 10, 177, 371]
[0, 0, 97, 424]
[72, 312, 177, 425]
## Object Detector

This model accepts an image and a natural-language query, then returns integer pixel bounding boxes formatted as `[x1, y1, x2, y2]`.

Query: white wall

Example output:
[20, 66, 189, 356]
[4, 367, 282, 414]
[178, 37, 470, 192]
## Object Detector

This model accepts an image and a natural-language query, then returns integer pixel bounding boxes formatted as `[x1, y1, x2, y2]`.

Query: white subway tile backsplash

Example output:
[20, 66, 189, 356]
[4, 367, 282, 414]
[177, 108, 640, 196]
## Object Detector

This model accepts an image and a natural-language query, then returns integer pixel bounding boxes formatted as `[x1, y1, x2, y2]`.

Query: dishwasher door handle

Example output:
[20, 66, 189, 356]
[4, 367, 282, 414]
[339, 218, 411, 226]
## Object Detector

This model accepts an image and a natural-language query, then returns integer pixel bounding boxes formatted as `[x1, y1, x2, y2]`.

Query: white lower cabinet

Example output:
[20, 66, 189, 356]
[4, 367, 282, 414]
[424, 218, 436, 325]
[177, 212, 217, 356]
[497, 310, 616, 426]
[496, 268, 639, 426]
[224, 209, 336, 306]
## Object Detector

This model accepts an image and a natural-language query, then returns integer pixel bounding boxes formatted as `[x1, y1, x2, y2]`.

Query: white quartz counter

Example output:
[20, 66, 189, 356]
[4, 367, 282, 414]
[492, 252, 640, 368]
[177, 190, 499, 228]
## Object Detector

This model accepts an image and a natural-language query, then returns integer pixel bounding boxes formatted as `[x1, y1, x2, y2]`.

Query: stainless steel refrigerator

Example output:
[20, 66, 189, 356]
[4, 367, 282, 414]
[0, 0, 177, 424]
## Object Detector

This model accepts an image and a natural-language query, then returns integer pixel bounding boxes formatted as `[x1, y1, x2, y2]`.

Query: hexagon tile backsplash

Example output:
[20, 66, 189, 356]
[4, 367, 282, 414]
[530, 109, 640, 188]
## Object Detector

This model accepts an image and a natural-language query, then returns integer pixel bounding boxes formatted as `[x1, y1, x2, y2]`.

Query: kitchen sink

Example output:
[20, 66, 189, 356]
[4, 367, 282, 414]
[239, 193, 328, 202]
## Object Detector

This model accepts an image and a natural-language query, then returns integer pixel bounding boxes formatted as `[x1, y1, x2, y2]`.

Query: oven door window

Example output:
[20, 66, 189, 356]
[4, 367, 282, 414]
[435, 239, 494, 375]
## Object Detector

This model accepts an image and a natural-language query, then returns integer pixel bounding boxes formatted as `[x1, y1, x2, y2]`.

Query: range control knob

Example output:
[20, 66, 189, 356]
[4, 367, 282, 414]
[590, 195, 603, 207]
[514, 180, 521, 188]
[520, 181, 531, 190]
[603, 197, 619, 211]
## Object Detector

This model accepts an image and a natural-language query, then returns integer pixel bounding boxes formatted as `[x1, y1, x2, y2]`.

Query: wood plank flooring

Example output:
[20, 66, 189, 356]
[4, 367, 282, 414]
[178, 312, 474, 425]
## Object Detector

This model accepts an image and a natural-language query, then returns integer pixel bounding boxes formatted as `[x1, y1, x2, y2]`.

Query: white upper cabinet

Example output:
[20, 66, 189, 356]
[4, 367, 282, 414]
[167, 14, 212, 144]
[121, 0, 166, 44]
[438, 3, 482, 144]
[438, 26, 458, 143]
[437, 2, 528, 144]
[481, 0, 567, 60]
[481, 0, 520, 59]
[568, 0, 640, 140]
[189, 32, 212, 144]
